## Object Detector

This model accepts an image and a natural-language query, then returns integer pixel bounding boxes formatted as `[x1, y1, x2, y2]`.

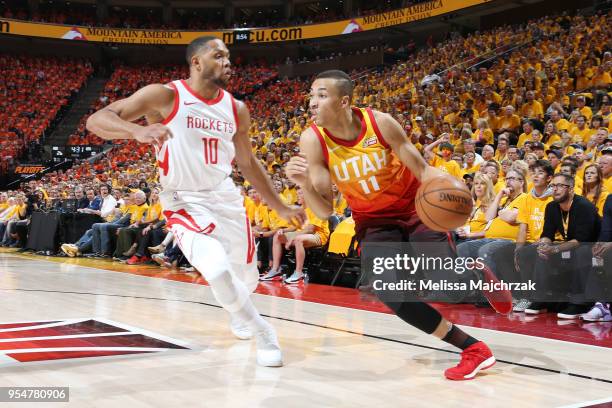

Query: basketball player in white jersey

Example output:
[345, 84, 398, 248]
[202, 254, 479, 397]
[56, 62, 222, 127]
[86, 36, 305, 367]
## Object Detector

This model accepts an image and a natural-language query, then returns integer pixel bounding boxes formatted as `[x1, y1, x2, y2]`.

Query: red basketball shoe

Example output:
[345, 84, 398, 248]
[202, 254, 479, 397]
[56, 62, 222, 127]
[444, 341, 496, 381]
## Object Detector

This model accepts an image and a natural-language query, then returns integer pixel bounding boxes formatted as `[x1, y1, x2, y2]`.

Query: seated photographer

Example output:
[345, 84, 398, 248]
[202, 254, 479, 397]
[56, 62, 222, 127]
[525, 173, 601, 318]
[264, 189, 330, 284]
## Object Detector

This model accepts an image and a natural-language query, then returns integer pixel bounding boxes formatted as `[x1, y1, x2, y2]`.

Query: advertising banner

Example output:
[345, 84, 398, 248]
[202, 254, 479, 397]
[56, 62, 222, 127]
[0, 0, 491, 45]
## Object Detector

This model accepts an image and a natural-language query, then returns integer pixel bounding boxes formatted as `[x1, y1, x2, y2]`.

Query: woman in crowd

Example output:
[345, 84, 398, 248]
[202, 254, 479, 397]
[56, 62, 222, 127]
[582, 163, 609, 216]
[456, 173, 496, 242]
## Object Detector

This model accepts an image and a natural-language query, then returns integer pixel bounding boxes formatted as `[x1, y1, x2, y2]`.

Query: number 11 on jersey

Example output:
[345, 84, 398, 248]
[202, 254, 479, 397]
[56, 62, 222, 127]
[358, 175, 380, 194]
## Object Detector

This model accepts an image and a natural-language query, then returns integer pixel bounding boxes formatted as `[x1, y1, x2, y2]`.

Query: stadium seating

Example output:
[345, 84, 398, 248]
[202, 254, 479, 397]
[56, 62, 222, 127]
[0, 54, 92, 169]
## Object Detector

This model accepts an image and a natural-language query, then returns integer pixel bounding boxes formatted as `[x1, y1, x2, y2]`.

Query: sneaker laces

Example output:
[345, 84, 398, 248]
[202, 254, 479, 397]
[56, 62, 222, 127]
[453, 349, 480, 370]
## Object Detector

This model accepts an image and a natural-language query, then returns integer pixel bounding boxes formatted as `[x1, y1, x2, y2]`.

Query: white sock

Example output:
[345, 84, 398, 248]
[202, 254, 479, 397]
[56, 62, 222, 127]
[208, 271, 269, 333]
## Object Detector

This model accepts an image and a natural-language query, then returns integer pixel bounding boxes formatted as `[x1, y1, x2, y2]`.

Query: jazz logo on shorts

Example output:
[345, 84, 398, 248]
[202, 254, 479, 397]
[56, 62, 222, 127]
[0, 318, 190, 366]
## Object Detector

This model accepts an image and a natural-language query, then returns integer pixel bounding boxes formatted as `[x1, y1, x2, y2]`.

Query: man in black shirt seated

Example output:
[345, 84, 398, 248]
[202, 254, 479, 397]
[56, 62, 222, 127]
[525, 173, 601, 318]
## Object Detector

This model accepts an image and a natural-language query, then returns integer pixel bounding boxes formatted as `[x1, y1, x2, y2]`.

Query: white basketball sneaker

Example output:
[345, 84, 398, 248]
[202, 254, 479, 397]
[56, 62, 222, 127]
[230, 315, 252, 340]
[255, 325, 283, 367]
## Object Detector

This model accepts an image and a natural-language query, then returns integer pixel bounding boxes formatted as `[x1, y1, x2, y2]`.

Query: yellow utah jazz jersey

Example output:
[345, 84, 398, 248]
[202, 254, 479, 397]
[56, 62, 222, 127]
[312, 107, 420, 224]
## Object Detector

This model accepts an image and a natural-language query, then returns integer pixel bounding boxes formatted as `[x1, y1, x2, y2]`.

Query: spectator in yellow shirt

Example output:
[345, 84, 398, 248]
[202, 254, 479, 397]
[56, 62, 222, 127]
[520, 91, 544, 120]
[455, 172, 496, 241]
[570, 115, 594, 143]
[575, 95, 593, 121]
[331, 184, 348, 228]
[547, 148, 563, 172]
[542, 121, 562, 146]
[497, 105, 521, 135]
[599, 152, 612, 193]
[494, 133, 510, 162]
[513, 160, 555, 311]
[550, 109, 571, 132]
[517, 121, 536, 148]
[473, 118, 494, 145]
[559, 161, 583, 195]
[591, 65, 611, 89]
[463, 151, 480, 175]
[261, 190, 329, 284]
[582, 164, 609, 217]
[456, 168, 527, 281]
[482, 161, 506, 194]
[425, 136, 463, 180]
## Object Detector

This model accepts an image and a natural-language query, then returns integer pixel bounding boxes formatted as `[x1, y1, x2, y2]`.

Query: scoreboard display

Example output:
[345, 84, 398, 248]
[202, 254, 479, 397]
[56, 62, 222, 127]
[232, 30, 251, 44]
[51, 145, 102, 162]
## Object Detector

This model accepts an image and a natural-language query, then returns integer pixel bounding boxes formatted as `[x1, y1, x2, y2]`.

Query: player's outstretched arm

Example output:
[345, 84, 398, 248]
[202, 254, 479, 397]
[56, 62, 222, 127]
[233, 100, 306, 225]
[86, 84, 174, 147]
[286, 128, 334, 219]
[372, 110, 444, 182]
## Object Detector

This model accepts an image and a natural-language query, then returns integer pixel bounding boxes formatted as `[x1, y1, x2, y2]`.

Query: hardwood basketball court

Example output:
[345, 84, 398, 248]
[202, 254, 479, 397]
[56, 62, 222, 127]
[1, 250, 611, 407]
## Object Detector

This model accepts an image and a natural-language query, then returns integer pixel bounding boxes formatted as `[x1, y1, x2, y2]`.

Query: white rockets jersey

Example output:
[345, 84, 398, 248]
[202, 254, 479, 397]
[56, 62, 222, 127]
[156, 79, 238, 192]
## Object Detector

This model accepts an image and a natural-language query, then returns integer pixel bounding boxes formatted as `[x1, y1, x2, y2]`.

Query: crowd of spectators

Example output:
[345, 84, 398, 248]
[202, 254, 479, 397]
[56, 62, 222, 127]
[0, 54, 93, 173]
[67, 62, 278, 146]
[1, 10, 611, 321]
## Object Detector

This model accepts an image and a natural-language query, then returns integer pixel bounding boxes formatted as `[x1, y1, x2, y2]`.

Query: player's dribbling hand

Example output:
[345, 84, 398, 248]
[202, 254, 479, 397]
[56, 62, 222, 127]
[286, 154, 309, 186]
[134, 123, 173, 149]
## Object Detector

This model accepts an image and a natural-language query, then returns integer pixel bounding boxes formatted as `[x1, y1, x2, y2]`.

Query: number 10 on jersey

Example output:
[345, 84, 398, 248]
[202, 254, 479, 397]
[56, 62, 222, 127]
[203, 137, 218, 165]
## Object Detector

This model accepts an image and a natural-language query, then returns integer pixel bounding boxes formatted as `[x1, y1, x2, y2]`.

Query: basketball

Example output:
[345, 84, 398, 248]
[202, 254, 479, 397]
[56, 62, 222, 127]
[415, 174, 473, 232]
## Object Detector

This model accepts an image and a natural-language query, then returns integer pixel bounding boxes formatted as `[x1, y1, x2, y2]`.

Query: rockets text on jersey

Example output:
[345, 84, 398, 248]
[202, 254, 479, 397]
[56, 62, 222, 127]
[156, 79, 239, 192]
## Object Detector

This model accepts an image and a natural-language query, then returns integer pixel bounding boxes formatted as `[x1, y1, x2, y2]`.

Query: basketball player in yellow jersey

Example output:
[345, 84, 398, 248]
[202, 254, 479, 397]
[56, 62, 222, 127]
[287, 70, 496, 381]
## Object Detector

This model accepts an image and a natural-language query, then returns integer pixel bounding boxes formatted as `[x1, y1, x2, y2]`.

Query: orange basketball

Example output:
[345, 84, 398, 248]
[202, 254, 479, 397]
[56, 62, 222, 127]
[415, 174, 473, 232]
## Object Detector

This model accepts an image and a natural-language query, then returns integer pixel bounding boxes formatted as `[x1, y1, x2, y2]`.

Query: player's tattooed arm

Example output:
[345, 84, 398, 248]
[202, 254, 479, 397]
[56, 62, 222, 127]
[86, 84, 174, 147]
[372, 110, 444, 182]
[286, 128, 334, 219]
